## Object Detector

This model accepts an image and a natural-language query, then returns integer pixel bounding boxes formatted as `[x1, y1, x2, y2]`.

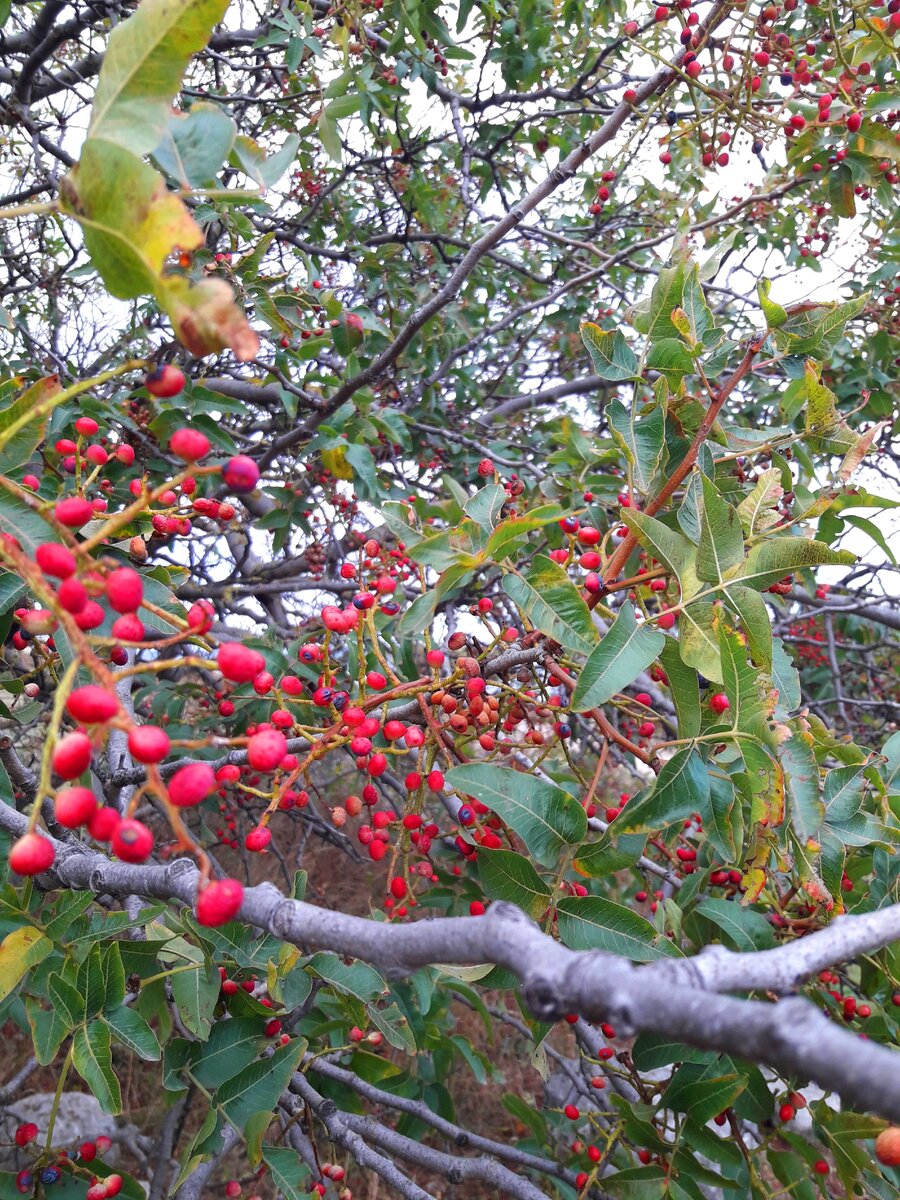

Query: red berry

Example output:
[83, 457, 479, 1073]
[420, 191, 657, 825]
[66, 685, 119, 725]
[225, 1183, 242, 1198]
[218, 642, 266, 683]
[145, 365, 186, 397]
[128, 725, 171, 763]
[15, 1123, 38, 1147]
[79, 1142, 97, 1162]
[779, 1103, 795, 1122]
[709, 693, 730, 715]
[54, 786, 97, 828]
[88, 806, 120, 841]
[112, 818, 154, 862]
[564, 1104, 580, 1120]
[9, 832, 55, 875]
[876, 1127, 900, 1166]
[54, 497, 95, 527]
[222, 455, 260, 493]
[36, 542, 77, 578]
[247, 729, 288, 772]
[169, 426, 210, 460]
[57, 576, 88, 613]
[104, 1175, 123, 1197]
[638, 721, 655, 738]
[245, 826, 271, 852]
[657, 611, 677, 630]
[168, 762, 216, 807]
[196, 878, 244, 926]
[52, 731, 93, 779]
[106, 567, 143, 613]
[813, 1160, 828, 1175]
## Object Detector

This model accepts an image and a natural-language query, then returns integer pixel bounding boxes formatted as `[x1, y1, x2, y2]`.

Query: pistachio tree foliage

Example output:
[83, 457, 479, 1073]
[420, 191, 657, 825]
[1, 0, 900, 1196]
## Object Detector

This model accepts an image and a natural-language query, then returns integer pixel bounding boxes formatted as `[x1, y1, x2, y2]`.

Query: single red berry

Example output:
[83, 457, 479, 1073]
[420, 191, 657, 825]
[247, 729, 288, 772]
[54, 786, 97, 828]
[145, 365, 186, 398]
[66, 685, 119, 725]
[36, 542, 77, 578]
[218, 642, 266, 683]
[223, 455, 260, 493]
[225, 1183, 242, 1198]
[9, 832, 55, 875]
[54, 497, 95, 527]
[79, 1142, 97, 1162]
[106, 567, 143, 613]
[638, 721, 655, 738]
[196, 878, 244, 926]
[104, 1175, 123, 1197]
[111, 818, 154, 862]
[709, 693, 730, 715]
[779, 1103, 795, 1122]
[52, 731, 93, 779]
[876, 1126, 900, 1166]
[15, 1123, 38, 1147]
[169, 426, 210, 461]
[88, 806, 121, 841]
[168, 762, 216, 807]
[657, 611, 677, 630]
[564, 1104, 580, 1120]
[813, 1160, 829, 1175]
[128, 725, 170, 763]
[245, 826, 271, 852]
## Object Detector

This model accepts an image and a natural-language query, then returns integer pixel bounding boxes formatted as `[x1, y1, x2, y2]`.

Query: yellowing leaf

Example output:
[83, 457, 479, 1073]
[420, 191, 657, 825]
[161, 275, 260, 362]
[61, 138, 203, 299]
[0, 926, 53, 1002]
[89, 0, 231, 156]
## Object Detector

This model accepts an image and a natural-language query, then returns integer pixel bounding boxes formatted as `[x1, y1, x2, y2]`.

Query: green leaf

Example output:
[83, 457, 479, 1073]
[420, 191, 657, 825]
[620, 510, 698, 597]
[88, 0, 230, 155]
[646, 337, 694, 385]
[757, 278, 788, 328]
[261, 1146, 311, 1200]
[580, 322, 638, 381]
[617, 749, 710, 836]
[556, 896, 682, 961]
[171, 959, 220, 1038]
[607, 398, 665, 494]
[503, 555, 597, 656]
[781, 735, 823, 843]
[306, 952, 386, 1000]
[231, 133, 300, 187]
[737, 468, 784, 537]
[632, 257, 687, 341]
[771, 637, 801, 716]
[483, 504, 566, 562]
[73, 1023, 122, 1114]
[697, 475, 744, 584]
[217, 1037, 306, 1127]
[695, 898, 776, 951]
[318, 112, 342, 162]
[632, 1034, 713, 1071]
[679, 600, 723, 683]
[77, 945, 107, 1018]
[660, 639, 700, 739]
[571, 603, 665, 711]
[725, 584, 772, 667]
[47, 971, 87, 1028]
[663, 1059, 746, 1125]
[771, 293, 867, 358]
[718, 618, 767, 733]
[737, 538, 854, 592]
[0, 375, 60, 472]
[102, 1005, 161, 1060]
[25, 997, 70, 1066]
[192, 1017, 267, 1087]
[464, 483, 507, 532]
[477, 849, 551, 919]
[152, 102, 236, 186]
[446, 763, 586, 867]
[0, 925, 52, 1002]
